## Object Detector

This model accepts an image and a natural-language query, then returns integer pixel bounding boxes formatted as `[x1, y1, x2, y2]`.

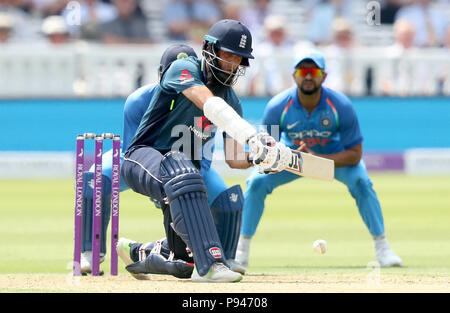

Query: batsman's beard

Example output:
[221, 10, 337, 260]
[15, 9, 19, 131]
[203, 49, 245, 86]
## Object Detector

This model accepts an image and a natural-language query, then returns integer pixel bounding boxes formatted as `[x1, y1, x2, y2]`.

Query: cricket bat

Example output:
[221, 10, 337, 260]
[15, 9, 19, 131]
[285, 149, 334, 181]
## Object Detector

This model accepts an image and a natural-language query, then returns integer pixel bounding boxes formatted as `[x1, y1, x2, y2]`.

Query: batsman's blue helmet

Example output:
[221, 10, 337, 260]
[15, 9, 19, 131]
[203, 19, 254, 86]
[158, 43, 197, 79]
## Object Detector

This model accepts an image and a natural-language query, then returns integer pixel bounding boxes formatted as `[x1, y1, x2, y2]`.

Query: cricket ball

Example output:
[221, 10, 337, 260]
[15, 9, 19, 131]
[312, 239, 327, 254]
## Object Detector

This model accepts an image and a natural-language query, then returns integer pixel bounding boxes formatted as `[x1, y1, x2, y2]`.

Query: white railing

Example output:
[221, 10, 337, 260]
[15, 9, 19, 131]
[0, 43, 449, 98]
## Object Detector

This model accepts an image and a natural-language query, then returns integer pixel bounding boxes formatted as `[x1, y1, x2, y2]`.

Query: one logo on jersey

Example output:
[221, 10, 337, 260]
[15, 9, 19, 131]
[239, 34, 247, 48]
[286, 121, 299, 130]
[288, 129, 332, 148]
[320, 117, 332, 129]
[288, 129, 332, 139]
[196, 116, 212, 131]
[176, 52, 189, 60]
[209, 247, 222, 259]
[229, 193, 238, 203]
[179, 69, 192, 81]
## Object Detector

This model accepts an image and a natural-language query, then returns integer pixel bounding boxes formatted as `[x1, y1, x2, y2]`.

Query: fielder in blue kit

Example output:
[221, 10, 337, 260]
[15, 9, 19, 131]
[79, 44, 245, 276]
[236, 50, 403, 269]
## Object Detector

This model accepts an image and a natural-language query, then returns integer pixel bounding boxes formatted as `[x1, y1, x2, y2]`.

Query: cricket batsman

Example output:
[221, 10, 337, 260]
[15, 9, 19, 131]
[118, 19, 292, 282]
[236, 49, 403, 269]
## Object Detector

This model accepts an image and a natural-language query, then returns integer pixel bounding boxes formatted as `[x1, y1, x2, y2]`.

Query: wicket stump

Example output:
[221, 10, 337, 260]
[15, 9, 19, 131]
[73, 133, 120, 276]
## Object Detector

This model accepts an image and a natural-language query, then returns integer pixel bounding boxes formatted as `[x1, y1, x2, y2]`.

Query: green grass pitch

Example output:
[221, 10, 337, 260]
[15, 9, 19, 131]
[0, 173, 449, 290]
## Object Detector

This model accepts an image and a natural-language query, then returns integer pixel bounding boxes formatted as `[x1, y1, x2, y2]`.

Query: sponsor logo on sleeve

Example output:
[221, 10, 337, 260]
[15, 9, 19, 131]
[179, 69, 193, 82]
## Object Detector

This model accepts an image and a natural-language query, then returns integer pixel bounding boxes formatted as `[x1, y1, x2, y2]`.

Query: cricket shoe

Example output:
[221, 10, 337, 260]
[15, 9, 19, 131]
[226, 259, 246, 275]
[235, 235, 251, 268]
[116, 237, 150, 280]
[80, 251, 105, 275]
[191, 262, 243, 283]
[374, 236, 403, 267]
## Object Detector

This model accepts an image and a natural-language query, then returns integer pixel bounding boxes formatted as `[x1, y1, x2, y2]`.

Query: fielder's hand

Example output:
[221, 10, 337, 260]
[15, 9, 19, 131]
[248, 133, 291, 172]
[297, 140, 314, 155]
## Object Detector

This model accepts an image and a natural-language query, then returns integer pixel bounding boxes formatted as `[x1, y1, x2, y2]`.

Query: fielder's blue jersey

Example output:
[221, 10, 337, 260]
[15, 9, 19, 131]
[262, 86, 363, 154]
[129, 56, 242, 168]
[123, 83, 158, 152]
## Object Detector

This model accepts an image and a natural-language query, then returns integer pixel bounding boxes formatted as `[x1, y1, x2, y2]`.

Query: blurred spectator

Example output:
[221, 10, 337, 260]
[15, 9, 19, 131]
[380, 18, 416, 95]
[62, 0, 117, 40]
[28, 0, 69, 17]
[41, 14, 69, 44]
[246, 15, 296, 96]
[330, 17, 354, 48]
[163, 0, 221, 42]
[381, 18, 439, 96]
[379, 0, 413, 24]
[100, 0, 152, 44]
[322, 18, 364, 95]
[395, 0, 449, 47]
[392, 18, 416, 50]
[0, 0, 40, 41]
[11, 0, 34, 13]
[440, 24, 450, 95]
[262, 15, 295, 48]
[446, 24, 450, 48]
[240, 0, 274, 45]
[304, 0, 353, 46]
[0, 12, 13, 43]
[220, 1, 241, 21]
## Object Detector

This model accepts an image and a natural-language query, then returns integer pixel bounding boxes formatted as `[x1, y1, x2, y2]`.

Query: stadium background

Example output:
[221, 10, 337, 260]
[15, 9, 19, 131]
[1, 0, 449, 178]
[0, 96, 449, 178]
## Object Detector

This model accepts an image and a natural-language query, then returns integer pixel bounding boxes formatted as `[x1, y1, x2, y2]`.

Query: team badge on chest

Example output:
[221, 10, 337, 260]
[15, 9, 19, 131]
[320, 116, 332, 129]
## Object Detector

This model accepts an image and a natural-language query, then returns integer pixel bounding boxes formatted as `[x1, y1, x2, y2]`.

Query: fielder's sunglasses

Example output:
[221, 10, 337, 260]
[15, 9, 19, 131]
[295, 68, 323, 77]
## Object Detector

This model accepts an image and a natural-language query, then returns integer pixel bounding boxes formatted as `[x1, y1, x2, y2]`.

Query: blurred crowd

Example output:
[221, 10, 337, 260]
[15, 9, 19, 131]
[0, 0, 449, 96]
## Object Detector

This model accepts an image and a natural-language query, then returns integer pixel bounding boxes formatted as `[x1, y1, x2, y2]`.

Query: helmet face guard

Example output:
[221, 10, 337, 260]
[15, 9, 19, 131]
[202, 45, 247, 86]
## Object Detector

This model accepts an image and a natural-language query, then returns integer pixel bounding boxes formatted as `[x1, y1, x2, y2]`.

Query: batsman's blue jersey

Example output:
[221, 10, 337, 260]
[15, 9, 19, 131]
[129, 56, 242, 168]
[262, 86, 363, 154]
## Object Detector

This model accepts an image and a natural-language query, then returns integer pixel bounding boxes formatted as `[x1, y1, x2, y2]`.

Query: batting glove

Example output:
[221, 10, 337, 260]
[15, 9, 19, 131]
[248, 133, 291, 172]
[247, 132, 275, 164]
[263, 142, 292, 173]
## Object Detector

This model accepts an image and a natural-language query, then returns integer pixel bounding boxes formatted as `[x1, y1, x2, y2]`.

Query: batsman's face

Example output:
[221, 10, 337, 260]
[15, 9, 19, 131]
[217, 50, 242, 73]
[293, 61, 327, 95]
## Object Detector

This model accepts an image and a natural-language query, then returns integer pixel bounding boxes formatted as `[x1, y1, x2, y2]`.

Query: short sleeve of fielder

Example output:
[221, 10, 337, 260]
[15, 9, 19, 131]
[123, 84, 158, 151]
[337, 100, 363, 149]
[261, 93, 287, 136]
